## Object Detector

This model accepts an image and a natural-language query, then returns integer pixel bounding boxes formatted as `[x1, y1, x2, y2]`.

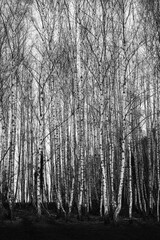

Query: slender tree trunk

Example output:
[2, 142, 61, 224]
[9, 77, 17, 220]
[114, 2, 127, 221]
[37, 84, 44, 216]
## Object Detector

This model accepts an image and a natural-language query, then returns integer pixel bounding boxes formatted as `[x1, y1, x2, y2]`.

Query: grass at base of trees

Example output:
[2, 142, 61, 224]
[0, 203, 160, 240]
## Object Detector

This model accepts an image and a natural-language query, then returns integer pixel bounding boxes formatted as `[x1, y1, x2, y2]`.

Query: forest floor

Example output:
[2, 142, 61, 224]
[0, 207, 160, 240]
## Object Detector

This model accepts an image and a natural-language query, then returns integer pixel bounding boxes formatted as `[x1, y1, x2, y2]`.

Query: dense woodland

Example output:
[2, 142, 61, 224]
[1, 0, 160, 224]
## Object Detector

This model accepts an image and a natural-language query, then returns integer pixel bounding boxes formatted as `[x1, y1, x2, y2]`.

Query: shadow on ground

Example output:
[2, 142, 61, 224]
[0, 218, 160, 240]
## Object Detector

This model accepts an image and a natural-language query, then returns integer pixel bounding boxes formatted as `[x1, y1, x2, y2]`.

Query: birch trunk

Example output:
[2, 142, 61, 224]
[37, 85, 44, 216]
[9, 77, 17, 219]
[114, 2, 127, 221]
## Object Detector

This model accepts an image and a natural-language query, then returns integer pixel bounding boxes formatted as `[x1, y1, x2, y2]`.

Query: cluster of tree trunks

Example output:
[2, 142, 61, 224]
[0, 0, 160, 222]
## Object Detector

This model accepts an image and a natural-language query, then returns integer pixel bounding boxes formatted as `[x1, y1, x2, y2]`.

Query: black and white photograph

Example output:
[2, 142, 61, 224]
[0, 0, 160, 239]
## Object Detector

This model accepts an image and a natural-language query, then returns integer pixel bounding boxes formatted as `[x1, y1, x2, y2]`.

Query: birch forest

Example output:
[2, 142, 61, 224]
[1, 0, 160, 224]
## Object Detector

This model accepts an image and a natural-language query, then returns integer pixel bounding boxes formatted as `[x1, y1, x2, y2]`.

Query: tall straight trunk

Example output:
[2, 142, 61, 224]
[20, 103, 25, 203]
[0, 78, 8, 205]
[68, 88, 75, 215]
[109, 67, 116, 211]
[144, 79, 153, 212]
[28, 78, 34, 203]
[156, 124, 160, 222]
[55, 109, 61, 211]
[128, 118, 132, 219]
[1, 117, 8, 203]
[15, 132, 21, 203]
[75, 1, 84, 218]
[114, 2, 127, 221]
[9, 77, 17, 219]
[49, 93, 54, 203]
[0, 107, 3, 207]
[37, 84, 44, 216]
[155, 71, 160, 221]
[99, 86, 108, 216]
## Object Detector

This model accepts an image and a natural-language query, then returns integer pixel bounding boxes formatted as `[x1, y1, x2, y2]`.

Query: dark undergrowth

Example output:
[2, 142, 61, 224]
[0, 204, 160, 240]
